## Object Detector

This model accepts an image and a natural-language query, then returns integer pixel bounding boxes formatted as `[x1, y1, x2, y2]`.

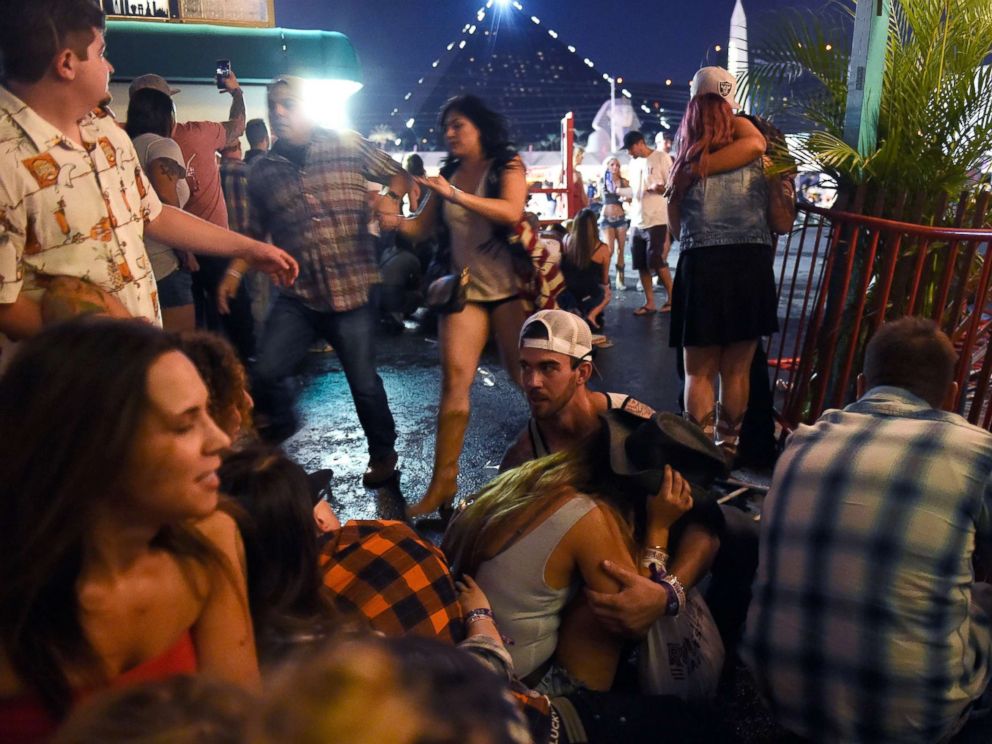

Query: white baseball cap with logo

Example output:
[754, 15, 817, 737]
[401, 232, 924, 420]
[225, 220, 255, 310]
[690, 66, 740, 109]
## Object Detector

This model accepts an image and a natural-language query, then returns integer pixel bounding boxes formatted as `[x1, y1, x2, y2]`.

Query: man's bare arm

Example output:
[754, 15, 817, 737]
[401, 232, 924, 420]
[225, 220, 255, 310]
[220, 71, 246, 144]
[698, 117, 766, 176]
[145, 205, 297, 285]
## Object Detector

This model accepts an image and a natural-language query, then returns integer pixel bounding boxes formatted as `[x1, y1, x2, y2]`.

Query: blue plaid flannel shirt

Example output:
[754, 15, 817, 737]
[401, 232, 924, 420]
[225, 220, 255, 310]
[744, 387, 992, 743]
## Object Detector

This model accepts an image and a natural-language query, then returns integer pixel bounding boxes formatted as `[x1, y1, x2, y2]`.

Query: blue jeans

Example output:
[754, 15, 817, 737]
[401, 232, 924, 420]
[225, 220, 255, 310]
[251, 293, 396, 458]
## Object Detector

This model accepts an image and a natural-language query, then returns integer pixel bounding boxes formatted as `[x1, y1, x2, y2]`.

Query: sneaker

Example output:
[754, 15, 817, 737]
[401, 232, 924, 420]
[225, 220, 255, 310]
[635, 279, 644, 292]
[614, 268, 626, 291]
[363, 451, 399, 488]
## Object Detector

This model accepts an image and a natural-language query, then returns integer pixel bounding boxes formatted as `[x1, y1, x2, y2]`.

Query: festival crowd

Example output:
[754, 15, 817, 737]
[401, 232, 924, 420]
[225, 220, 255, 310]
[2, 2, 992, 743]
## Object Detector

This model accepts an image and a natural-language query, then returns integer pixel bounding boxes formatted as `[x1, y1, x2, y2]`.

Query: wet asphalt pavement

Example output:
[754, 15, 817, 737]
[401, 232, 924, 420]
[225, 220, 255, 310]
[282, 274, 683, 524]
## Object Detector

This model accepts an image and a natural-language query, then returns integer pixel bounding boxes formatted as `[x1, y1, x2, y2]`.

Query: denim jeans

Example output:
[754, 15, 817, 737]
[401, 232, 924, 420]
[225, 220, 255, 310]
[251, 293, 397, 458]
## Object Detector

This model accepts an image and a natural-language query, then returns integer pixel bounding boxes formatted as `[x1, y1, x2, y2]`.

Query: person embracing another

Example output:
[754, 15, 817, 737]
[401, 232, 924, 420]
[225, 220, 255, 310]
[666, 69, 777, 462]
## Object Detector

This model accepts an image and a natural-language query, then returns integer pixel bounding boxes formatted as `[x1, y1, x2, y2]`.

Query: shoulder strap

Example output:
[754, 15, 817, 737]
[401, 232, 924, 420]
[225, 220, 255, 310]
[529, 417, 550, 458]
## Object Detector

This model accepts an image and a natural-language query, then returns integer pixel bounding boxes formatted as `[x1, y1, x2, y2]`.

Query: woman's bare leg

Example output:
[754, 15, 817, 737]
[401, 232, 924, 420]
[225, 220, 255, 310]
[716, 339, 758, 458]
[684, 345, 721, 438]
[407, 303, 490, 517]
[490, 298, 528, 388]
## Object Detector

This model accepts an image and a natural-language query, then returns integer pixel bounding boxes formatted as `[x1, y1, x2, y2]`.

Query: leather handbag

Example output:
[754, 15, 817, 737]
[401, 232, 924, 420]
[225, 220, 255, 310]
[425, 267, 470, 314]
[767, 172, 797, 235]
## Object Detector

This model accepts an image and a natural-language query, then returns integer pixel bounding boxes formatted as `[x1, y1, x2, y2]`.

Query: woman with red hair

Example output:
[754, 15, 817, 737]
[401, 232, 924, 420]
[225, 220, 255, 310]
[667, 93, 778, 463]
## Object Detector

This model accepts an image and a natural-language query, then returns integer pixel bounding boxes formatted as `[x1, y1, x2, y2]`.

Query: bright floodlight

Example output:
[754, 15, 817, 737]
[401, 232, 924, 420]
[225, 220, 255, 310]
[302, 78, 363, 131]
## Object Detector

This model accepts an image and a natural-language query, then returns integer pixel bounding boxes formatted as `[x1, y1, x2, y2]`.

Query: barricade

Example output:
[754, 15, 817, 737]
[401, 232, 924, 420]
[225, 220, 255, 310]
[768, 200, 992, 434]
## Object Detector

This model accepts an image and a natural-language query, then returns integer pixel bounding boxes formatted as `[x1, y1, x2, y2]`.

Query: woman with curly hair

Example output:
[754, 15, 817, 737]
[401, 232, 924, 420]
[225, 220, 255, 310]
[177, 330, 254, 443]
[382, 95, 528, 518]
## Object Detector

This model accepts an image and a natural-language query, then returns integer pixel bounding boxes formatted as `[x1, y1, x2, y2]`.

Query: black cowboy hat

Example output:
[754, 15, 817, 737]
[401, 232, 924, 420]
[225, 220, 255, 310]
[602, 409, 728, 501]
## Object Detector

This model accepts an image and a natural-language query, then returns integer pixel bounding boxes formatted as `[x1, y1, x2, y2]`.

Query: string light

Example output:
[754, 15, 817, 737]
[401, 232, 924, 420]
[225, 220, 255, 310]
[393, 0, 682, 144]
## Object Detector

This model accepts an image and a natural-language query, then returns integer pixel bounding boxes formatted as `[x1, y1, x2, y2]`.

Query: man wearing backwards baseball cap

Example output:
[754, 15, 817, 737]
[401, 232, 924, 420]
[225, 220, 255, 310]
[498, 308, 725, 623]
[500, 308, 655, 471]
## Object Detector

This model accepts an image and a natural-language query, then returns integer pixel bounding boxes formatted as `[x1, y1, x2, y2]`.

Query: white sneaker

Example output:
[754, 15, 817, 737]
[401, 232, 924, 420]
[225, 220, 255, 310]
[635, 279, 644, 292]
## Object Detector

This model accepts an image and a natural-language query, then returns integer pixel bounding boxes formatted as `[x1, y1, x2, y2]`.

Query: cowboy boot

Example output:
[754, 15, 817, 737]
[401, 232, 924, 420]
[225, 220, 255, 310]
[683, 408, 717, 441]
[615, 266, 626, 291]
[407, 409, 469, 518]
[716, 402, 746, 468]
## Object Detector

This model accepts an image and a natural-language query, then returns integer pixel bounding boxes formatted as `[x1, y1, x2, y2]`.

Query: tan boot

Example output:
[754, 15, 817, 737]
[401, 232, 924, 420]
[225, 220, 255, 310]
[684, 408, 717, 440]
[615, 266, 626, 291]
[716, 403, 745, 468]
[407, 410, 469, 518]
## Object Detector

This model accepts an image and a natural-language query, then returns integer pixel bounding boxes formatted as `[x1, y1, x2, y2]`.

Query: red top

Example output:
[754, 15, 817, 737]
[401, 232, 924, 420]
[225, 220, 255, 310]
[172, 121, 229, 228]
[0, 631, 197, 744]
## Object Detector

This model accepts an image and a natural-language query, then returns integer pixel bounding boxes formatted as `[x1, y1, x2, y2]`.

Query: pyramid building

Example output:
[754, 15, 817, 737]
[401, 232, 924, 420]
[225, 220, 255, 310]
[386, 1, 689, 152]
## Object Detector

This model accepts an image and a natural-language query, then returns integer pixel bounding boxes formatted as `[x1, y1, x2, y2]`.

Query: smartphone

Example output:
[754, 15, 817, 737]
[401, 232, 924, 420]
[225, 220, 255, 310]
[215, 59, 231, 90]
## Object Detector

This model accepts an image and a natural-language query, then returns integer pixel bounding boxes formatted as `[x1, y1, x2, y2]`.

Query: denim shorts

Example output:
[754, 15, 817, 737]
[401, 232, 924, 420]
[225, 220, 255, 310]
[598, 214, 629, 230]
[156, 269, 194, 309]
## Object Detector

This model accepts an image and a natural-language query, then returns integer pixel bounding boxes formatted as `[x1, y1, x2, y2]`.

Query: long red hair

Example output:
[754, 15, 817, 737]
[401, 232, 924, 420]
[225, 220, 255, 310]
[670, 93, 735, 196]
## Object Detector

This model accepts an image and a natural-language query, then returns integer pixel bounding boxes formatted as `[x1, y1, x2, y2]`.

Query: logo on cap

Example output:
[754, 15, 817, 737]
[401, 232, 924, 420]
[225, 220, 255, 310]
[719, 81, 733, 97]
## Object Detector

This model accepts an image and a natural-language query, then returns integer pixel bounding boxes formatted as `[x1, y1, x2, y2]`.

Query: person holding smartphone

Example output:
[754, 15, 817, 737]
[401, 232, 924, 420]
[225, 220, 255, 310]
[128, 67, 256, 364]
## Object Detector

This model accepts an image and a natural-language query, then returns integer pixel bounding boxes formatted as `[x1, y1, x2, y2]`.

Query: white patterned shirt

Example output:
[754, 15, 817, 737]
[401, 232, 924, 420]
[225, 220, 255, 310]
[0, 86, 163, 326]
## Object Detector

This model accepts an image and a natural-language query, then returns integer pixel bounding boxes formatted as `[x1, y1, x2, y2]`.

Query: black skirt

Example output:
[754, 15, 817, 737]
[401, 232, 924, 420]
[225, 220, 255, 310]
[669, 243, 779, 348]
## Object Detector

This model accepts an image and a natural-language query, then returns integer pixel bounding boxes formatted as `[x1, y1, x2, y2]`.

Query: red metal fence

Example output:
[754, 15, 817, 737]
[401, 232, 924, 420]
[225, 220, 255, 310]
[768, 200, 992, 433]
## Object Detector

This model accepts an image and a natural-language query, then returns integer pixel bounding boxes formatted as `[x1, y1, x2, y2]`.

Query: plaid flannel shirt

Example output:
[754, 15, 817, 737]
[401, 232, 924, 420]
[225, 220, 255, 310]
[219, 157, 251, 237]
[321, 520, 463, 643]
[247, 129, 401, 312]
[744, 387, 992, 743]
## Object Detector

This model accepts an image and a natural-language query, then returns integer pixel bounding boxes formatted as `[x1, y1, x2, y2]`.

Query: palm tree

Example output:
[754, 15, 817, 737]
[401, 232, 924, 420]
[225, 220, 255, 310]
[743, 0, 992, 424]
[743, 0, 992, 206]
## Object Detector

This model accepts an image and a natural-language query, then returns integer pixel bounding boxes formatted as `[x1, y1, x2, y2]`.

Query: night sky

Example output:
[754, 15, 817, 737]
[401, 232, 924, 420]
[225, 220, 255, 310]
[272, 0, 832, 132]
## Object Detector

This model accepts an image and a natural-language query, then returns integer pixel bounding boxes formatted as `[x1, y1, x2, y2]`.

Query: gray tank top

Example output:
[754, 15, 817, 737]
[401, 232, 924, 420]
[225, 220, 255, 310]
[444, 163, 520, 302]
[475, 494, 598, 678]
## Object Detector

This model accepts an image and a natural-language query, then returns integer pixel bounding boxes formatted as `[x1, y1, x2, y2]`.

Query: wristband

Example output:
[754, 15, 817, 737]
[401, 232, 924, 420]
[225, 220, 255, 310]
[464, 608, 495, 624]
[642, 546, 669, 566]
[226, 269, 243, 280]
[663, 574, 686, 616]
[449, 186, 463, 203]
[463, 607, 514, 645]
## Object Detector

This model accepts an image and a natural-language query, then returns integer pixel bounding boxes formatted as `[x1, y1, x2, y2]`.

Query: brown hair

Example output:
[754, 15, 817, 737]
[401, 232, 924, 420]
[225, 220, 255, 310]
[0, 0, 105, 84]
[177, 331, 253, 438]
[669, 93, 736, 198]
[0, 317, 227, 718]
[863, 317, 957, 408]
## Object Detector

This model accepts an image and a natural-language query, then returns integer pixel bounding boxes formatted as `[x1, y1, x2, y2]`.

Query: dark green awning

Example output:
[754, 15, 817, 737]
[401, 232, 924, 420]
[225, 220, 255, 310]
[106, 21, 362, 86]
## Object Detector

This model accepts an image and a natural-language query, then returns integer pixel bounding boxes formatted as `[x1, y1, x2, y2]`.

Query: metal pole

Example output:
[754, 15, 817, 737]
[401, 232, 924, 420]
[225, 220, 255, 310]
[610, 76, 617, 151]
[842, 0, 890, 156]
